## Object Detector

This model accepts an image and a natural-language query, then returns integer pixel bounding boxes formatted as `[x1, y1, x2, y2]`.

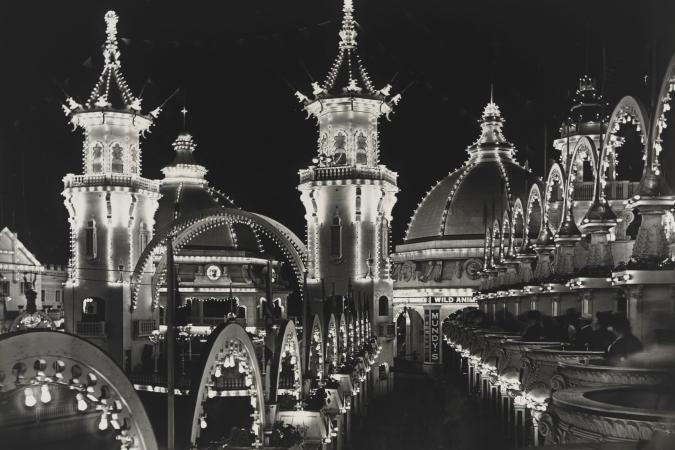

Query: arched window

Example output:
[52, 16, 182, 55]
[82, 297, 105, 322]
[236, 304, 246, 320]
[333, 132, 347, 165]
[111, 143, 124, 173]
[85, 219, 97, 259]
[356, 132, 367, 165]
[91, 142, 104, 173]
[330, 212, 342, 260]
[378, 296, 389, 316]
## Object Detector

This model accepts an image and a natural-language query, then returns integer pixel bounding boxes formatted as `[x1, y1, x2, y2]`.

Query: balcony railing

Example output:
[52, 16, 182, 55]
[299, 165, 397, 185]
[76, 321, 106, 338]
[573, 181, 640, 201]
[63, 173, 159, 192]
[279, 373, 296, 389]
[134, 319, 156, 337]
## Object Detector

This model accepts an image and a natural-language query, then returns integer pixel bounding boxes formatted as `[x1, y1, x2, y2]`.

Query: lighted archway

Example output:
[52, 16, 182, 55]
[649, 53, 675, 177]
[565, 137, 598, 226]
[130, 208, 307, 310]
[511, 198, 525, 252]
[325, 314, 338, 375]
[598, 96, 651, 195]
[188, 322, 265, 447]
[269, 320, 302, 403]
[338, 313, 348, 363]
[544, 163, 566, 233]
[308, 315, 324, 380]
[0, 331, 158, 450]
[526, 184, 543, 239]
[501, 211, 512, 258]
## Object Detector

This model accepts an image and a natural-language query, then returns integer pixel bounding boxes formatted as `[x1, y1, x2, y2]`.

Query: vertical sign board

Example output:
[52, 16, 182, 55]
[430, 310, 440, 363]
[423, 309, 430, 363]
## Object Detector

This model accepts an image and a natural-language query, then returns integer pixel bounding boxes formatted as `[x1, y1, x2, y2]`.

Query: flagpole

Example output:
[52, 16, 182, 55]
[166, 235, 176, 450]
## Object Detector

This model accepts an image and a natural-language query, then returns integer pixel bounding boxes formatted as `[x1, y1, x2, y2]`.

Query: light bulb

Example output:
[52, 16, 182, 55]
[238, 363, 245, 374]
[207, 389, 216, 398]
[40, 384, 52, 404]
[250, 396, 257, 407]
[214, 366, 221, 378]
[76, 393, 88, 412]
[245, 375, 252, 387]
[98, 413, 109, 431]
[200, 417, 207, 429]
[24, 388, 36, 408]
[290, 356, 296, 365]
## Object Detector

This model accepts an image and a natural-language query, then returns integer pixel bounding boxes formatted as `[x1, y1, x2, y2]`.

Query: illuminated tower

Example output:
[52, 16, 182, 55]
[296, 0, 400, 369]
[61, 11, 160, 368]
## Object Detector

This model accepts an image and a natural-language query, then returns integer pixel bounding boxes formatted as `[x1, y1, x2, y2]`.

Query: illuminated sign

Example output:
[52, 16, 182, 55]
[424, 309, 441, 364]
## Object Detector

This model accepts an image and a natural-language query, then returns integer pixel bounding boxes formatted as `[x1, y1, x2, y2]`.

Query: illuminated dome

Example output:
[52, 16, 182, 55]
[405, 100, 540, 243]
[155, 132, 261, 252]
[559, 75, 607, 138]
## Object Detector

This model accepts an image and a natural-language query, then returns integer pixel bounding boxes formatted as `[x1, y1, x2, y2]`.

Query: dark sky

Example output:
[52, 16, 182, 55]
[1, 0, 673, 264]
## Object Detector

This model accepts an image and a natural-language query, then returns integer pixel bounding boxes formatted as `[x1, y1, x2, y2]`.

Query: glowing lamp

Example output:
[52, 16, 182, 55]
[24, 387, 37, 408]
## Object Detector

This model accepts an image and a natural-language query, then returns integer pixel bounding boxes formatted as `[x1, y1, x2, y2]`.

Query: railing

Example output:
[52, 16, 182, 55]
[215, 377, 247, 390]
[134, 319, 156, 337]
[378, 323, 395, 338]
[299, 165, 397, 185]
[279, 373, 296, 389]
[63, 173, 160, 192]
[76, 321, 106, 338]
[193, 316, 247, 327]
[573, 181, 640, 201]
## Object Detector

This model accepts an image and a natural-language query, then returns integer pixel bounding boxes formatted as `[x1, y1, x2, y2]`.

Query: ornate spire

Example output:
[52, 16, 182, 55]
[295, 0, 400, 106]
[161, 133, 207, 182]
[467, 90, 515, 156]
[62, 11, 155, 117]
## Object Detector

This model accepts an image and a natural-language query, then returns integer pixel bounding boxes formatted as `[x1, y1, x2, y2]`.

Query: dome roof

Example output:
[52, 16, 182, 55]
[405, 101, 540, 243]
[155, 133, 261, 252]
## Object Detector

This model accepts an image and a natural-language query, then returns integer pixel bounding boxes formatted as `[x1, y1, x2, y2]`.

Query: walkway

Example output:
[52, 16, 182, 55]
[352, 364, 509, 450]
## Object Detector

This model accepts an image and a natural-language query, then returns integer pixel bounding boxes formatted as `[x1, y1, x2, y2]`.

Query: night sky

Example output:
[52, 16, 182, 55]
[1, 0, 673, 264]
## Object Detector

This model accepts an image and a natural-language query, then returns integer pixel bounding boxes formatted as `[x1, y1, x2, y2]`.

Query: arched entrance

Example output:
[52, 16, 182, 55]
[307, 315, 324, 380]
[0, 331, 158, 450]
[130, 208, 307, 311]
[394, 307, 424, 361]
[187, 322, 265, 448]
[269, 320, 302, 404]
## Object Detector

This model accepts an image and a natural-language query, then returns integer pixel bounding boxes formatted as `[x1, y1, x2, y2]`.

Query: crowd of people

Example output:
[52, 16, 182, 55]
[447, 307, 644, 365]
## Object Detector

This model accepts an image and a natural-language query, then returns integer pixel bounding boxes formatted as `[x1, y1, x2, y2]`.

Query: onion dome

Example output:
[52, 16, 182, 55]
[61, 11, 159, 119]
[559, 75, 607, 138]
[294, 0, 400, 107]
[155, 133, 260, 252]
[405, 98, 540, 243]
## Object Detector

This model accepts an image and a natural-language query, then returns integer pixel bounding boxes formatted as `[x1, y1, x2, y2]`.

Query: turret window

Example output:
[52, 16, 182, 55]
[111, 143, 124, 173]
[91, 143, 104, 173]
[356, 132, 367, 165]
[333, 133, 347, 165]
[85, 219, 97, 259]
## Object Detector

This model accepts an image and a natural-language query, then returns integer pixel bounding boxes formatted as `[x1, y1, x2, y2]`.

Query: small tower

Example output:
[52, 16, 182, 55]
[61, 11, 160, 367]
[554, 75, 607, 173]
[296, 0, 399, 383]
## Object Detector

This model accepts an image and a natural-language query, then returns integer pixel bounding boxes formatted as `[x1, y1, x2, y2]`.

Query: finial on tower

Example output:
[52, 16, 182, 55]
[103, 11, 121, 69]
[339, 0, 357, 49]
[490, 83, 494, 104]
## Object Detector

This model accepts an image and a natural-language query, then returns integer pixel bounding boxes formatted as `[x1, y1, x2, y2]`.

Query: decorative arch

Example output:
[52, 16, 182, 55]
[544, 163, 566, 233]
[325, 314, 338, 375]
[492, 219, 502, 264]
[501, 211, 512, 258]
[9, 311, 56, 332]
[511, 198, 525, 252]
[130, 208, 307, 310]
[526, 184, 543, 239]
[308, 315, 324, 380]
[649, 53, 675, 175]
[338, 313, 348, 364]
[188, 323, 265, 447]
[0, 331, 157, 450]
[599, 96, 651, 196]
[565, 137, 598, 224]
[269, 320, 302, 403]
